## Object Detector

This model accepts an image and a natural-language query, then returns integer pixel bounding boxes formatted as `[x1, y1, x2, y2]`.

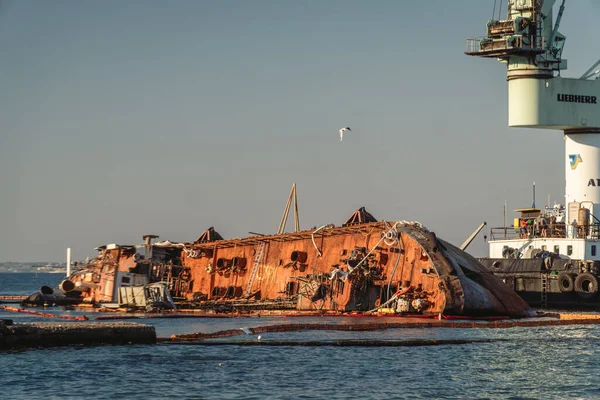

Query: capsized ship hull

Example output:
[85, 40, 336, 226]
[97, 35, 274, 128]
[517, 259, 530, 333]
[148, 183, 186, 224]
[53, 210, 532, 317]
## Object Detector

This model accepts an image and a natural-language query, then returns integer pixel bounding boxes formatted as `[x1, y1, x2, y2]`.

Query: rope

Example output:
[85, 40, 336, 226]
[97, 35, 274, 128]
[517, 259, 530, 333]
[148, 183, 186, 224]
[184, 247, 199, 258]
[386, 234, 403, 300]
[358, 228, 376, 237]
[311, 224, 334, 257]
[492, 0, 497, 20]
[367, 285, 412, 314]
[366, 293, 399, 313]
[347, 222, 399, 273]
[0, 306, 88, 321]
[383, 222, 399, 246]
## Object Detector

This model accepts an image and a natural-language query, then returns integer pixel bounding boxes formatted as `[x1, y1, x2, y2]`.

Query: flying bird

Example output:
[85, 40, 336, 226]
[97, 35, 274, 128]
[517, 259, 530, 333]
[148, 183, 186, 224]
[339, 127, 351, 142]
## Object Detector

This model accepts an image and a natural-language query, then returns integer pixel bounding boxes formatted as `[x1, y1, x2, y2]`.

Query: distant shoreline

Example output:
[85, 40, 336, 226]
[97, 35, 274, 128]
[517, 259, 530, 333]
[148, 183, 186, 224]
[0, 262, 67, 274]
[0, 270, 66, 274]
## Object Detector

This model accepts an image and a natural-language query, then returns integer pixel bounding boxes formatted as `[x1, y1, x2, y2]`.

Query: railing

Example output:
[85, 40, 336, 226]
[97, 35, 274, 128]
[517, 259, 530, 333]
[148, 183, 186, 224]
[490, 223, 600, 241]
[465, 35, 545, 55]
[490, 227, 521, 241]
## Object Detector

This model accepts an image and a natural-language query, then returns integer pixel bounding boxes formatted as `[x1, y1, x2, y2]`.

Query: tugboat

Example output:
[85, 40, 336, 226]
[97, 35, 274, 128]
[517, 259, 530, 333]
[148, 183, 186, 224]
[479, 203, 600, 307]
[467, 0, 600, 307]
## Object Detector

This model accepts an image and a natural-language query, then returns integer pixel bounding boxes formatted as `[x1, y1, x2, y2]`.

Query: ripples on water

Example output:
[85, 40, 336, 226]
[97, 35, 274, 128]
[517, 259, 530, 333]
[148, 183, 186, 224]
[0, 272, 63, 296]
[3, 274, 600, 399]
[4, 328, 600, 399]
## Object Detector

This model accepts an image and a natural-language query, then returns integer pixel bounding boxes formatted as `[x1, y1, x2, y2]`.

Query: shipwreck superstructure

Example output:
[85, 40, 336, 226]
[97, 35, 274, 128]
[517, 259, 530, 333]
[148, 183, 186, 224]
[46, 208, 531, 317]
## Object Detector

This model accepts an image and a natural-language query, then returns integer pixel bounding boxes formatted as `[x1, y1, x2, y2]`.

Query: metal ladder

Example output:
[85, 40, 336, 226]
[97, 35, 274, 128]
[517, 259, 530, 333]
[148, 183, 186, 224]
[540, 272, 548, 309]
[245, 242, 266, 295]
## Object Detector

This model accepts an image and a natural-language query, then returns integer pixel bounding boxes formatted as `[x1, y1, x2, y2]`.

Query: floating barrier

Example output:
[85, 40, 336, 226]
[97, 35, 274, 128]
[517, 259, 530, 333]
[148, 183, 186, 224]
[95, 315, 142, 320]
[163, 339, 506, 347]
[0, 306, 88, 321]
[165, 315, 600, 342]
[0, 296, 28, 304]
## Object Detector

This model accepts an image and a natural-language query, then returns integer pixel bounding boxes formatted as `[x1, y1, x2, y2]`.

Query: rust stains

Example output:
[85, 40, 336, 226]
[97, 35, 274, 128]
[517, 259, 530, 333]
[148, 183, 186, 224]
[55, 211, 532, 317]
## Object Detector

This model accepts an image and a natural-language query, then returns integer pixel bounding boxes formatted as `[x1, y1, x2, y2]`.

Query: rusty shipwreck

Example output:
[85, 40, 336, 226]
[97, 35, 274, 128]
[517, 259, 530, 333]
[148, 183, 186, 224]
[37, 207, 532, 317]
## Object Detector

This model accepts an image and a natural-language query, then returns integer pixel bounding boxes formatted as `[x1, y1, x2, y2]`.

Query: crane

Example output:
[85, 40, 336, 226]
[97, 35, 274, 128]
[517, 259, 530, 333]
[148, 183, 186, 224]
[466, 0, 600, 229]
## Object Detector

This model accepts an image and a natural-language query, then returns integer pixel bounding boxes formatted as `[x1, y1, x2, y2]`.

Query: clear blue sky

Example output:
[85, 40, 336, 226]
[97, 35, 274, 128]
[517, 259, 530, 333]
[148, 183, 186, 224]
[1, 0, 599, 262]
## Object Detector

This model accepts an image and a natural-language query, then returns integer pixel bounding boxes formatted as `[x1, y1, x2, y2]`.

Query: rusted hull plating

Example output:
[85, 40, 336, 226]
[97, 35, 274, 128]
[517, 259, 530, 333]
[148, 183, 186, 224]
[62, 220, 532, 317]
[182, 222, 531, 316]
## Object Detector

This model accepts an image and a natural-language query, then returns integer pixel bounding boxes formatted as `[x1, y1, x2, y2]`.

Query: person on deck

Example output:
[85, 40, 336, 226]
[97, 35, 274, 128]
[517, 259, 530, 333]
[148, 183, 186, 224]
[539, 215, 548, 238]
[527, 219, 535, 238]
[569, 219, 578, 238]
[520, 219, 528, 238]
[548, 215, 557, 237]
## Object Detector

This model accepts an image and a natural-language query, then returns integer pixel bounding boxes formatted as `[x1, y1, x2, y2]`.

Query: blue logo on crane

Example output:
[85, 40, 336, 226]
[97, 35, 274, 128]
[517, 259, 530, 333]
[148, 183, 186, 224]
[569, 154, 583, 170]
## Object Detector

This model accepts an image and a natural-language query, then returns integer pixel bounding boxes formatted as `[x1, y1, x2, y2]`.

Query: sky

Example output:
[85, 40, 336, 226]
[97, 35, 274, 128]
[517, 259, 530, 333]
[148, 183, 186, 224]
[1, 0, 599, 262]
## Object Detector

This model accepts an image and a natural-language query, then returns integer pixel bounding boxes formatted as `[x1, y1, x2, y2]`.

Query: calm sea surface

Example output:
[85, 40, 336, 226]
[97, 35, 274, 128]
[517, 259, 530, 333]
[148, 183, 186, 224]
[2, 273, 600, 399]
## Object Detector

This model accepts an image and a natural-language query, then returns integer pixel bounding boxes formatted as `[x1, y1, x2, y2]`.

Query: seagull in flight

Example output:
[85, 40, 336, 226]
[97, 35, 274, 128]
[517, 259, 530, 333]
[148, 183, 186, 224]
[339, 127, 351, 142]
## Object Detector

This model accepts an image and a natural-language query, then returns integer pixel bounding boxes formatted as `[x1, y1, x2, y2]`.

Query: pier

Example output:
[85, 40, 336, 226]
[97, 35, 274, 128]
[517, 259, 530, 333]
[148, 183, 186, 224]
[0, 319, 156, 350]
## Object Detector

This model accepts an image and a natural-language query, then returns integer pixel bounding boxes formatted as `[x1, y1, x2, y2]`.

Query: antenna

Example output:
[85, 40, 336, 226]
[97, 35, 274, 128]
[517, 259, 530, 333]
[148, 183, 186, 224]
[504, 200, 507, 239]
[66, 247, 71, 277]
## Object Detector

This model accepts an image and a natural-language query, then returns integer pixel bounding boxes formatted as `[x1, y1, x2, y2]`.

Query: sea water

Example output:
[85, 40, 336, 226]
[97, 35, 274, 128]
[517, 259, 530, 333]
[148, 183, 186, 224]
[2, 273, 600, 399]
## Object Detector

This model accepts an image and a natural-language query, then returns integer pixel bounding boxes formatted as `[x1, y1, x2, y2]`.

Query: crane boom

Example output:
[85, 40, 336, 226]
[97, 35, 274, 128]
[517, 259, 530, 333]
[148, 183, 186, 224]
[550, 0, 566, 56]
[581, 58, 600, 80]
[460, 222, 487, 251]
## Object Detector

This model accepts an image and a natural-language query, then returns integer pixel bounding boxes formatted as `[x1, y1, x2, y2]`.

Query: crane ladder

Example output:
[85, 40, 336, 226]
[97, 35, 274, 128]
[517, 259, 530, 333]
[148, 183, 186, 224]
[246, 242, 267, 295]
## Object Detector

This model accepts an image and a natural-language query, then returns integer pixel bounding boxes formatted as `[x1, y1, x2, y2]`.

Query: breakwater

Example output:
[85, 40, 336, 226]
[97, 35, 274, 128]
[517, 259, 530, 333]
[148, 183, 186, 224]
[0, 319, 156, 350]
